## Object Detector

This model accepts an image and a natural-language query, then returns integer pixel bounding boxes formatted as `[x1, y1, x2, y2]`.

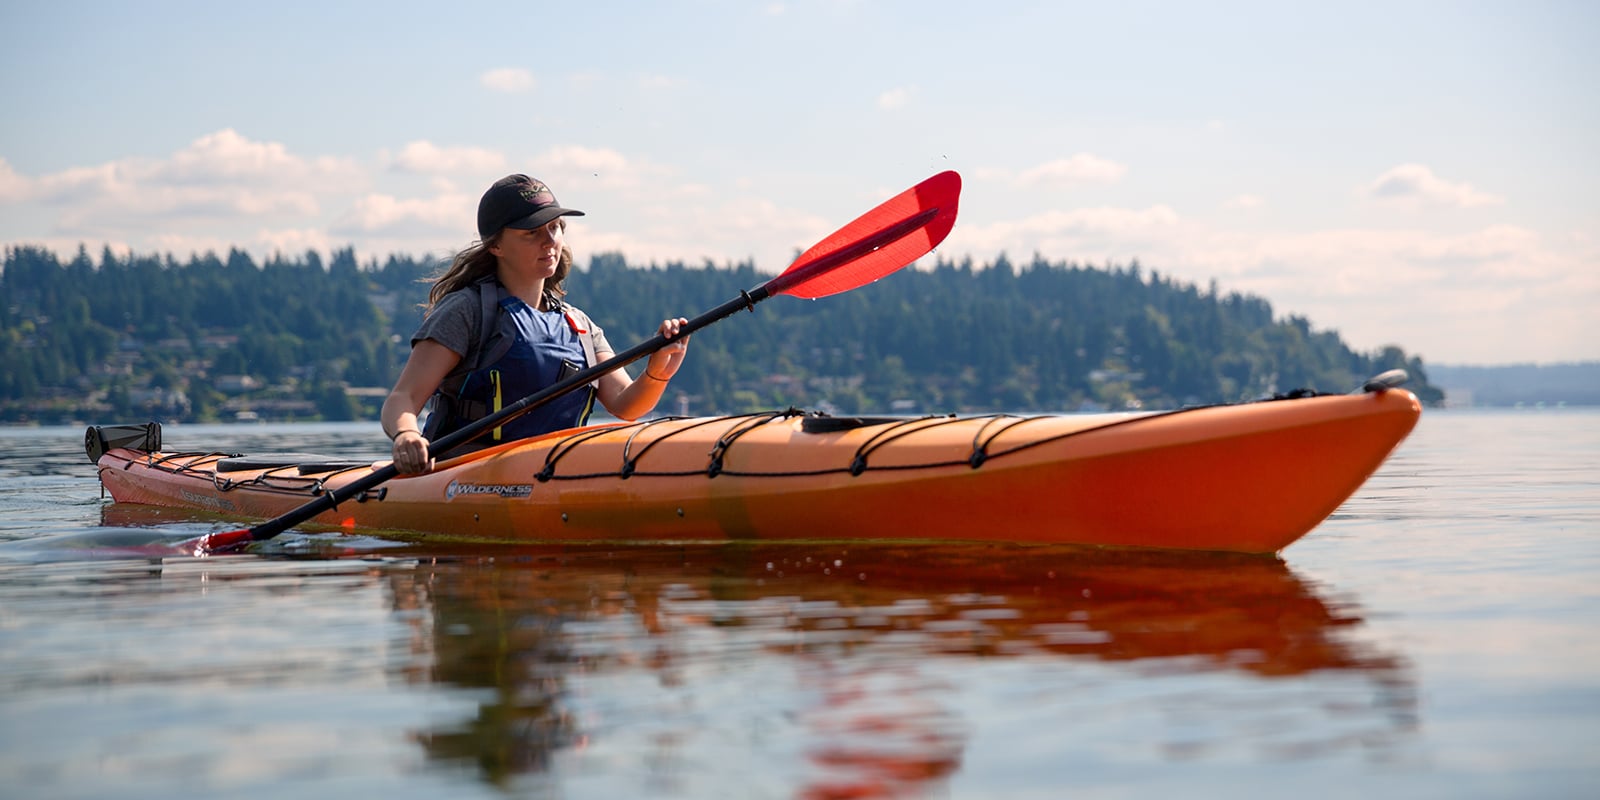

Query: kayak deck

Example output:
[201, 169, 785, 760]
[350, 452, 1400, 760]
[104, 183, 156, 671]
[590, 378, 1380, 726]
[94, 388, 1421, 553]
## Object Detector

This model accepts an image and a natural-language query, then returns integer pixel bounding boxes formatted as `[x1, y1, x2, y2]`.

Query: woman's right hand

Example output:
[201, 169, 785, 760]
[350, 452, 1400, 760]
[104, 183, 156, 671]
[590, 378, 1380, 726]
[391, 430, 434, 474]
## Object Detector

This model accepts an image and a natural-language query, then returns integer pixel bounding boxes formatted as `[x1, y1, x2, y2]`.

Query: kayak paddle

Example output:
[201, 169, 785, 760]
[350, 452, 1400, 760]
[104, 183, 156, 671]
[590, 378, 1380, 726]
[190, 170, 962, 554]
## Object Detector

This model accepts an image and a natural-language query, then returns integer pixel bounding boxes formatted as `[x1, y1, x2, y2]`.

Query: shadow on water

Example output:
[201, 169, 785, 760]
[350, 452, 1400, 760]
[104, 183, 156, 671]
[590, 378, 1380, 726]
[368, 540, 1416, 797]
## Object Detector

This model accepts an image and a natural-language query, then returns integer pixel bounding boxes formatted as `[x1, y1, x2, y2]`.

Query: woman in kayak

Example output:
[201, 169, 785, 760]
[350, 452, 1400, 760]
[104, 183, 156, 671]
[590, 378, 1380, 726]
[380, 174, 690, 473]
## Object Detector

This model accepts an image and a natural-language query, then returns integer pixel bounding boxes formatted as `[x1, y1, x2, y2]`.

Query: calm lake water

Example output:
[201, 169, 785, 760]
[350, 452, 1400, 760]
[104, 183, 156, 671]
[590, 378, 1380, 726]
[1, 410, 1596, 799]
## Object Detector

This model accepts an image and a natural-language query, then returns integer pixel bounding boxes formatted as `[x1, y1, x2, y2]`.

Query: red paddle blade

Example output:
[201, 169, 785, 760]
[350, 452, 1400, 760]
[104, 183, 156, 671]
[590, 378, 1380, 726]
[188, 528, 253, 556]
[771, 171, 961, 300]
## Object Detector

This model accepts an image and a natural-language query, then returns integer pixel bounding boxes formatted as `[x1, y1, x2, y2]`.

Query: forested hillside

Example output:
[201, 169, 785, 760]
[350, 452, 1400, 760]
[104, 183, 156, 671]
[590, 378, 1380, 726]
[0, 245, 1442, 424]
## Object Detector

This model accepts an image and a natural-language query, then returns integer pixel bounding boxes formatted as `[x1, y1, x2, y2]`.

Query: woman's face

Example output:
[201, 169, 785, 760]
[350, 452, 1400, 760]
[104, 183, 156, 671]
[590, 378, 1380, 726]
[492, 220, 564, 277]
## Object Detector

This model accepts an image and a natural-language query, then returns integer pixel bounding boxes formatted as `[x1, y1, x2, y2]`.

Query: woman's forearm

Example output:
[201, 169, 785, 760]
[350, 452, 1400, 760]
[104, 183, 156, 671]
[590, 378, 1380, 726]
[607, 369, 672, 421]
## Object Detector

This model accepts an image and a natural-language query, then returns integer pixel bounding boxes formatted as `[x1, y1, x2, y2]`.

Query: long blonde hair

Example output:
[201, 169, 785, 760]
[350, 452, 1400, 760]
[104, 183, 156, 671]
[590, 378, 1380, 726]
[424, 233, 574, 313]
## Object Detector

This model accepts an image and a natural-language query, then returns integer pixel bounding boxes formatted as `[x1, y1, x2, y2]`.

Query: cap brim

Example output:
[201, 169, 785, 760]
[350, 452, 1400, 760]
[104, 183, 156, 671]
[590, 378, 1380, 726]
[504, 206, 586, 231]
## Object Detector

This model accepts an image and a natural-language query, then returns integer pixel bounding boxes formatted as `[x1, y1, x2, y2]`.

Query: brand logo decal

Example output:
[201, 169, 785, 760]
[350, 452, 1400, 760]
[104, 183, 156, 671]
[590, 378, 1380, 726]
[446, 481, 533, 500]
[179, 489, 237, 511]
[519, 183, 554, 204]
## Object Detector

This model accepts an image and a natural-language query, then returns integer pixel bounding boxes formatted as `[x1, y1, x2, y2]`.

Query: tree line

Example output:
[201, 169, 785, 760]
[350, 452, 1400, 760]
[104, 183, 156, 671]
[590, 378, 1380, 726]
[0, 244, 1443, 424]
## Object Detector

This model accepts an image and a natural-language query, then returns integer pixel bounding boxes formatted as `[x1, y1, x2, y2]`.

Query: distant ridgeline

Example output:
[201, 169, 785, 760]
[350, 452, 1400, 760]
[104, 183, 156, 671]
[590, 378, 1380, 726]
[1, 245, 1443, 424]
[1427, 363, 1600, 408]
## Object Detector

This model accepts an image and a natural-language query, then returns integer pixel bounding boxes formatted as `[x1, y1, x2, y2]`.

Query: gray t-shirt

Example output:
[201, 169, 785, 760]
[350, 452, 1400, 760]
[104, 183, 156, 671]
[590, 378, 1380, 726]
[411, 289, 479, 360]
[411, 288, 612, 370]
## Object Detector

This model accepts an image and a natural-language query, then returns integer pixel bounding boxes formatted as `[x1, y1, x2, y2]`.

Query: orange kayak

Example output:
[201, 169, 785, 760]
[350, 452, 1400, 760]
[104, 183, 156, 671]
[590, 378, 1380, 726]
[91, 384, 1420, 554]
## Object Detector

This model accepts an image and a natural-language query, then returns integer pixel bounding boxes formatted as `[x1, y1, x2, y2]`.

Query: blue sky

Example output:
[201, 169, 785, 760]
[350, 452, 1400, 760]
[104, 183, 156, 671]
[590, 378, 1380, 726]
[2, 1, 1595, 366]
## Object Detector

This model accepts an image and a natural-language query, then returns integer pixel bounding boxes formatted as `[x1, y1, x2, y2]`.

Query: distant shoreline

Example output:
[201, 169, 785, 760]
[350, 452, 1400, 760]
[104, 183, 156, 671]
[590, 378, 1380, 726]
[1428, 361, 1600, 408]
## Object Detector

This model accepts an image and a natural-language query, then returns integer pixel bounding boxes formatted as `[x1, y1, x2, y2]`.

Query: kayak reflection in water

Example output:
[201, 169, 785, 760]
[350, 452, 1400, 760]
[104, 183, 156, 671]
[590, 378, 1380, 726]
[388, 543, 1417, 796]
[381, 174, 691, 473]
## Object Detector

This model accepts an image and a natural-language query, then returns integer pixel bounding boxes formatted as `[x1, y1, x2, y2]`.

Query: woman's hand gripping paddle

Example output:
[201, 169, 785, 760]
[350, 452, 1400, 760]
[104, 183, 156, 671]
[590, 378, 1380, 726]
[188, 170, 962, 555]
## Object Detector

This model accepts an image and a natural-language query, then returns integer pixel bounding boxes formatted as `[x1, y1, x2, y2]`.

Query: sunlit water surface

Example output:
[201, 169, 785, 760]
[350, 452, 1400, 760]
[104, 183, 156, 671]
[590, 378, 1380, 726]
[0, 412, 1595, 799]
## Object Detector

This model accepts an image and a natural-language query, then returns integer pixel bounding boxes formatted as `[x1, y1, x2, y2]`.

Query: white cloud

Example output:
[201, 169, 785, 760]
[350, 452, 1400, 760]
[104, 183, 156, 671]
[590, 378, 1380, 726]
[950, 205, 1183, 258]
[0, 158, 28, 203]
[140, 232, 244, 257]
[941, 196, 1596, 363]
[540, 145, 631, 173]
[479, 67, 536, 93]
[528, 145, 670, 193]
[877, 87, 911, 110]
[156, 129, 343, 185]
[566, 70, 604, 90]
[1226, 194, 1264, 210]
[1367, 163, 1504, 209]
[4, 130, 1590, 364]
[30, 163, 129, 204]
[4, 129, 363, 241]
[638, 74, 684, 91]
[1057, 205, 1182, 235]
[583, 193, 830, 269]
[253, 227, 340, 257]
[54, 184, 323, 233]
[331, 190, 469, 237]
[32, 129, 360, 200]
[1012, 154, 1129, 188]
[386, 140, 506, 175]
[1219, 224, 1594, 362]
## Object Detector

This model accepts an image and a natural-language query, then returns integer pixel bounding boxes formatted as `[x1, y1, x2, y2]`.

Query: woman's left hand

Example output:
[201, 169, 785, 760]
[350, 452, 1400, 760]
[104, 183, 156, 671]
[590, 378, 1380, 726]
[643, 317, 690, 381]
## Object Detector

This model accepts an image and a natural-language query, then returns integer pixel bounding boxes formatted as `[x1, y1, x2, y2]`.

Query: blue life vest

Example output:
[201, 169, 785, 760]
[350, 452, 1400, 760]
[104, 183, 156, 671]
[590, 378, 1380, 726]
[421, 277, 601, 449]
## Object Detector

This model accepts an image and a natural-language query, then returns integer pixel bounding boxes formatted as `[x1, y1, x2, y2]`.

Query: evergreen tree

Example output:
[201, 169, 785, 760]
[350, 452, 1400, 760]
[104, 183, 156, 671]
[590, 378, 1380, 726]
[0, 245, 1445, 423]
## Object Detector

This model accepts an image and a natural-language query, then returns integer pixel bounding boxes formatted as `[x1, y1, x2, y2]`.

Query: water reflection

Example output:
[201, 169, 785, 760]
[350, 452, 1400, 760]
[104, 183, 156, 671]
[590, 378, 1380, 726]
[386, 542, 1416, 796]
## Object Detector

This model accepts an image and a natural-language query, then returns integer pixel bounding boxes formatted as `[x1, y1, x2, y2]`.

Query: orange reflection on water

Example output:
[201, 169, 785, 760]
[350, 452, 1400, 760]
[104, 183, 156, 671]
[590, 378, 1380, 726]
[379, 541, 1413, 796]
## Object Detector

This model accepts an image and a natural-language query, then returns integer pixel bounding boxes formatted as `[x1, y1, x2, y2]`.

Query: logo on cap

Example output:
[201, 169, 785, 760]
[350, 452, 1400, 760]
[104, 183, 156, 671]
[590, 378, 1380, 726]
[519, 182, 555, 205]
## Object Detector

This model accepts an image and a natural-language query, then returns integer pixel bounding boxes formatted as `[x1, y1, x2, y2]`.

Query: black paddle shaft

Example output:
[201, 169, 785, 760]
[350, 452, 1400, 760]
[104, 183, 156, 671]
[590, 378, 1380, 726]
[238, 205, 941, 542]
[239, 288, 764, 541]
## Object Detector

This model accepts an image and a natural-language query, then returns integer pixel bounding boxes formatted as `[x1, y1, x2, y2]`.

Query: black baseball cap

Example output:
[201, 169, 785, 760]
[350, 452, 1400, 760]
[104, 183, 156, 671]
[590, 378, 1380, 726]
[477, 174, 585, 239]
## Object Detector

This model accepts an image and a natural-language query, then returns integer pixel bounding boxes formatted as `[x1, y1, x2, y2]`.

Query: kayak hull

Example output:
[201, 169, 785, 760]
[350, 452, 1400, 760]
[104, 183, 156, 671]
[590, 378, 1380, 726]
[94, 389, 1421, 553]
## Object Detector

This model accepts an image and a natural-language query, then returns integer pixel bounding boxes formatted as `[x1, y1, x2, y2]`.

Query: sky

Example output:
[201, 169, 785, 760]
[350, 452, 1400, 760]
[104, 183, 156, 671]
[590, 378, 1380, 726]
[2, 1, 1595, 367]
